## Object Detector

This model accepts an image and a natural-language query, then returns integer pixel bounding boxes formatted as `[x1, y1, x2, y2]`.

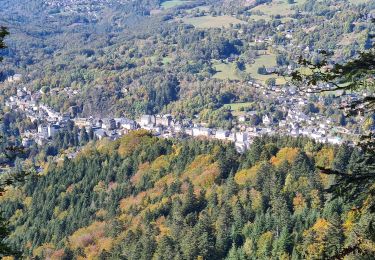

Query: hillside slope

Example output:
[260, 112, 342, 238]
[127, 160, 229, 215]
[1, 131, 372, 259]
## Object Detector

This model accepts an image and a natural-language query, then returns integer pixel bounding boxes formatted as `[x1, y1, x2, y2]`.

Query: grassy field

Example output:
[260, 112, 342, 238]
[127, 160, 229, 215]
[339, 32, 366, 46]
[223, 102, 253, 111]
[162, 57, 172, 64]
[212, 53, 288, 84]
[149, 55, 173, 65]
[183, 15, 245, 28]
[212, 61, 241, 80]
[298, 66, 313, 76]
[349, 0, 371, 4]
[222, 102, 254, 116]
[161, 0, 192, 9]
[248, 14, 271, 21]
[187, 5, 210, 13]
[249, 15, 293, 23]
[246, 53, 287, 85]
[251, 0, 307, 17]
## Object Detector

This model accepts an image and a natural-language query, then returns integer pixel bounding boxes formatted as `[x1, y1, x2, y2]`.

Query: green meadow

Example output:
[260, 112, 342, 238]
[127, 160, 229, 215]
[161, 0, 192, 9]
[183, 15, 245, 28]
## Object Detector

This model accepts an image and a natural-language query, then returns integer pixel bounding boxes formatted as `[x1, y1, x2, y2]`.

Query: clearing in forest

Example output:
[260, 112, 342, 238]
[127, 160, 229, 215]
[183, 15, 245, 28]
[161, 0, 192, 9]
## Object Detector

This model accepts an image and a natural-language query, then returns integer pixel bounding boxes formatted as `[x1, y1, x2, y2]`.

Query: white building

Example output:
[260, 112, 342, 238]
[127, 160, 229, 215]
[155, 114, 172, 127]
[235, 142, 248, 153]
[48, 124, 60, 138]
[235, 132, 248, 143]
[74, 118, 91, 128]
[22, 138, 34, 148]
[8, 74, 22, 83]
[143, 125, 162, 135]
[327, 136, 343, 145]
[215, 129, 230, 140]
[192, 127, 212, 137]
[263, 115, 271, 126]
[172, 124, 183, 133]
[119, 119, 137, 130]
[140, 115, 155, 126]
[279, 120, 287, 128]
[238, 115, 247, 123]
[291, 128, 299, 136]
[38, 125, 49, 138]
[185, 128, 193, 136]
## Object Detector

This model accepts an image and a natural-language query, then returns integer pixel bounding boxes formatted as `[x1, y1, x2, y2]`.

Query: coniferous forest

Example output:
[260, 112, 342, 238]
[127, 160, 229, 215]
[0, 131, 373, 259]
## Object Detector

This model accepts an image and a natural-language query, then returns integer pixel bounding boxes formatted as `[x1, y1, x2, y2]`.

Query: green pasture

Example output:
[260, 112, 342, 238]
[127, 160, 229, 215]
[212, 61, 241, 80]
[246, 53, 287, 85]
[161, 0, 192, 9]
[250, 0, 307, 17]
[183, 15, 245, 28]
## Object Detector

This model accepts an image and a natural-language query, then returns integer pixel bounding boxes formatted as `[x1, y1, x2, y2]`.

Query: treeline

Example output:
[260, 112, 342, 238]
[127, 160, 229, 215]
[1, 131, 373, 259]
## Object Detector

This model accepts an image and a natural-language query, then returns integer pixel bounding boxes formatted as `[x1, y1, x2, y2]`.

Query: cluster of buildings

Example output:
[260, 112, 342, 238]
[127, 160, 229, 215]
[5, 77, 367, 154]
[5, 86, 254, 152]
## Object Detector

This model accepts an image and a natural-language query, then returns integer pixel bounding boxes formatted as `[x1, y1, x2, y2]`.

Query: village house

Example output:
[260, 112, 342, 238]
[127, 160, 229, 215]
[102, 118, 117, 130]
[143, 124, 162, 135]
[38, 125, 49, 139]
[22, 138, 34, 148]
[279, 120, 287, 128]
[262, 114, 272, 126]
[115, 118, 137, 130]
[60, 113, 71, 122]
[7, 74, 22, 83]
[155, 114, 172, 127]
[140, 114, 155, 126]
[238, 115, 247, 123]
[192, 127, 212, 137]
[74, 118, 91, 128]
[172, 123, 183, 133]
[327, 136, 343, 145]
[48, 124, 60, 138]
[234, 132, 248, 143]
[215, 129, 230, 140]
[93, 129, 107, 140]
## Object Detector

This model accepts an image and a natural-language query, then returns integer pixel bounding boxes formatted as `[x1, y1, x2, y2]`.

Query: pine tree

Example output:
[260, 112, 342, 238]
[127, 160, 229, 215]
[79, 127, 89, 145]
[216, 203, 233, 257]
[223, 173, 238, 202]
[272, 227, 292, 258]
[271, 196, 291, 238]
[231, 199, 245, 245]
[347, 148, 361, 174]
[226, 243, 240, 260]
[326, 213, 344, 257]
[195, 213, 216, 260]
[73, 127, 79, 146]
[333, 144, 352, 173]
[181, 229, 199, 260]
[246, 137, 263, 166]
[182, 181, 197, 215]
[88, 127, 94, 140]
[153, 236, 175, 260]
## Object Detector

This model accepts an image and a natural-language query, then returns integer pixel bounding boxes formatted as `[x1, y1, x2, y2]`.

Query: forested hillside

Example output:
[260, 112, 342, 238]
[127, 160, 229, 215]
[1, 0, 374, 118]
[1, 131, 372, 259]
